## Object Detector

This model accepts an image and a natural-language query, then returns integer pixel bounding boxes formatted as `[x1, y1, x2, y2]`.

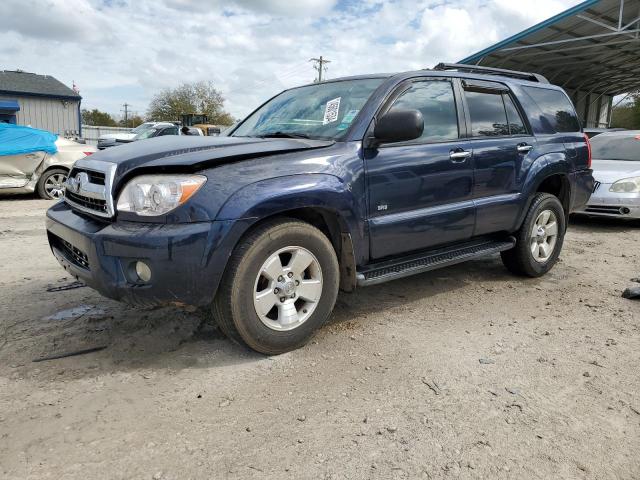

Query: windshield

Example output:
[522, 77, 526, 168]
[132, 122, 154, 134]
[133, 128, 158, 140]
[591, 134, 640, 161]
[231, 78, 385, 140]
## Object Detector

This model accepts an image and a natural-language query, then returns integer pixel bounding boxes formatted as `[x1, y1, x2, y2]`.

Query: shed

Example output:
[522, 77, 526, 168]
[459, 0, 640, 128]
[0, 70, 82, 137]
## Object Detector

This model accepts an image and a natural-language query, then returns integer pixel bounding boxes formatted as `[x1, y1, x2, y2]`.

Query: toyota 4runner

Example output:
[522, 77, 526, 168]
[46, 63, 594, 354]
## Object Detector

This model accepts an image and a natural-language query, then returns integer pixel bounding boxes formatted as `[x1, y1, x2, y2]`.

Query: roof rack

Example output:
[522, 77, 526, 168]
[432, 63, 549, 84]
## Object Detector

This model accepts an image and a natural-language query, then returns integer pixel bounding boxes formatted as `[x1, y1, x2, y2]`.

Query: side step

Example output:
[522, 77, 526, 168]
[356, 237, 515, 286]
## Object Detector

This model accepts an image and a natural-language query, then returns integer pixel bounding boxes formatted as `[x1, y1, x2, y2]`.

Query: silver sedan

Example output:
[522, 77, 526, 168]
[578, 130, 640, 219]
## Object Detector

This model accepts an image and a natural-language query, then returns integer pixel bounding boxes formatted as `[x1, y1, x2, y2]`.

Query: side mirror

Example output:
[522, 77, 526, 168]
[373, 109, 424, 144]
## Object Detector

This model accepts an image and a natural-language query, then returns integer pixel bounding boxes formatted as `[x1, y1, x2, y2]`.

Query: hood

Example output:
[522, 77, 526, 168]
[591, 159, 640, 184]
[99, 133, 136, 141]
[86, 135, 335, 184]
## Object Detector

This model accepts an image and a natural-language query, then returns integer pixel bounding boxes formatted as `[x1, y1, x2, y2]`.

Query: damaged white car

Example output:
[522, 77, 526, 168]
[0, 124, 96, 200]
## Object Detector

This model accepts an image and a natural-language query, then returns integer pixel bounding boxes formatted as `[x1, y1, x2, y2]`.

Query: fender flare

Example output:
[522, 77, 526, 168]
[515, 152, 571, 229]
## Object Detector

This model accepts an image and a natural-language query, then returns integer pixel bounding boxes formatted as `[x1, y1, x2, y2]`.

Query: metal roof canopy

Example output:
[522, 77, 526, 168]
[460, 0, 640, 127]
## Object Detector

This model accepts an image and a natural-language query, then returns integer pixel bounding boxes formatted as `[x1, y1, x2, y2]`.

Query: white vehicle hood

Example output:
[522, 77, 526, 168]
[591, 159, 640, 184]
[99, 132, 136, 141]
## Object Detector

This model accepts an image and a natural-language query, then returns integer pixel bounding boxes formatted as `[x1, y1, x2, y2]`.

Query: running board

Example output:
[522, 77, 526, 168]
[356, 237, 516, 286]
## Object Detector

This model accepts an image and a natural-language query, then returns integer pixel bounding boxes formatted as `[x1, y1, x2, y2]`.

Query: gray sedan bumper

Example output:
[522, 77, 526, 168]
[576, 182, 640, 219]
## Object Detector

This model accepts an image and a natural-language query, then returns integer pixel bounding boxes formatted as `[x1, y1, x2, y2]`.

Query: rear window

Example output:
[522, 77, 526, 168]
[523, 87, 581, 133]
[590, 134, 640, 161]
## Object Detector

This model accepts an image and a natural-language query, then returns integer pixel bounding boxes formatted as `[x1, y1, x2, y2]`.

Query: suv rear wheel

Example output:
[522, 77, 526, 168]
[212, 218, 339, 355]
[501, 193, 566, 277]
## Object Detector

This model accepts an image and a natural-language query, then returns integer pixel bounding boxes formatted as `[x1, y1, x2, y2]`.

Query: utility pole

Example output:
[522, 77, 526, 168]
[309, 56, 331, 82]
[121, 103, 130, 128]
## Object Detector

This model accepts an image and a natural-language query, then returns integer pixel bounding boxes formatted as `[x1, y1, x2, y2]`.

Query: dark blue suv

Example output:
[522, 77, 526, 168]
[46, 63, 594, 354]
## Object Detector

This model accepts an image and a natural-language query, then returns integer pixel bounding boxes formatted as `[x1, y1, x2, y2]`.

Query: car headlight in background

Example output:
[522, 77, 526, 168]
[609, 177, 640, 193]
[116, 174, 207, 216]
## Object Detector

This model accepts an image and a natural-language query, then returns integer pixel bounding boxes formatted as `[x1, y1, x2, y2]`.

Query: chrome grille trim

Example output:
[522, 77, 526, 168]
[64, 159, 117, 218]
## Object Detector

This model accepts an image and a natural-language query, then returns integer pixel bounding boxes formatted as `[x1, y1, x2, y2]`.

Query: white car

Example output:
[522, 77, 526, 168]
[0, 137, 96, 199]
[97, 122, 157, 149]
[578, 130, 640, 219]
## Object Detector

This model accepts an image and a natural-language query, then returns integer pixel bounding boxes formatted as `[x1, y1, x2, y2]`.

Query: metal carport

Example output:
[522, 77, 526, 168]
[460, 0, 640, 128]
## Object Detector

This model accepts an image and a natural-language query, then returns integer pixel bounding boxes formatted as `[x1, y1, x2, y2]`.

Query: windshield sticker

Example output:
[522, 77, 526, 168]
[336, 109, 359, 131]
[323, 97, 341, 125]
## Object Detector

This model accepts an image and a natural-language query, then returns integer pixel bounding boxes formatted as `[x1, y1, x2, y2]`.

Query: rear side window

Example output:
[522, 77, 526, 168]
[389, 80, 459, 143]
[464, 90, 528, 137]
[523, 87, 581, 132]
[465, 91, 509, 137]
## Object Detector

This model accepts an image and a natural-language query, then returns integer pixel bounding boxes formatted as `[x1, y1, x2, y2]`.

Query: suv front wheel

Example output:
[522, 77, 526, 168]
[213, 218, 339, 355]
[501, 193, 566, 277]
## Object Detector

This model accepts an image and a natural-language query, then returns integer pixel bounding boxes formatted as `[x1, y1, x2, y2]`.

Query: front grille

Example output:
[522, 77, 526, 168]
[65, 190, 108, 214]
[49, 234, 90, 270]
[69, 168, 106, 185]
[592, 181, 601, 193]
[585, 205, 628, 215]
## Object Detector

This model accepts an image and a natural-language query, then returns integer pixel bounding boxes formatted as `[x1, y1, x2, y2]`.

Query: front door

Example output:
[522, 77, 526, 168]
[366, 79, 475, 260]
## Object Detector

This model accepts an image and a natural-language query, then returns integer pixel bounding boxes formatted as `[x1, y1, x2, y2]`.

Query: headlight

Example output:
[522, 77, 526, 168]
[609, 177, 640, 193]
[116, 174, 206, 216]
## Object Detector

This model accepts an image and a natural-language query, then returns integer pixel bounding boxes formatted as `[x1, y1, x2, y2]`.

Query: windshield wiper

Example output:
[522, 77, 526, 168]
[255, 131, 312, 139]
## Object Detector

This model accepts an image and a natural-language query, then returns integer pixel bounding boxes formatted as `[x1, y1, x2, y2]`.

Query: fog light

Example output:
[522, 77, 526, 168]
[135, 261, 152, 282]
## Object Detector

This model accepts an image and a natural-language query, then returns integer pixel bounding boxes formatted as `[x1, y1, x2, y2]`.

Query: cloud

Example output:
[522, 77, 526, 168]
[0, 0, 581, 121]
[0, 0, 109, 42]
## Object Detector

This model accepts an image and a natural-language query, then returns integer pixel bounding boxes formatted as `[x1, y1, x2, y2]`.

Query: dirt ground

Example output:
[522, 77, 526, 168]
[0, 196, 639, 480]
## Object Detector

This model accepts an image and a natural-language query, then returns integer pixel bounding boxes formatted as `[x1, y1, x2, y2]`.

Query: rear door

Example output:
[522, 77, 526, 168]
[461, 80, 534, 235]
[366, 78, 475, 260]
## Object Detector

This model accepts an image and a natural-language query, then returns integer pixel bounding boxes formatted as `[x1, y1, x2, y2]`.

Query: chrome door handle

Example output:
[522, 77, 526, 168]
[449, 150, 472, 162]
[517, 143, 533, 153]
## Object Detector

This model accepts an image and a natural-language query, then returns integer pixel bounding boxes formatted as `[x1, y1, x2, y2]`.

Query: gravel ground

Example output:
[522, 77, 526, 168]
[0, 196, 639, 480]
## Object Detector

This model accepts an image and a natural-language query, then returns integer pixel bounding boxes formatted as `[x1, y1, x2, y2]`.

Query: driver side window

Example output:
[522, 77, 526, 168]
[389, 81, 459, 143]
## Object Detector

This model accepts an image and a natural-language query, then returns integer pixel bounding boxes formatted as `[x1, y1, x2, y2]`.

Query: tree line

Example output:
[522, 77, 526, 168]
[611, 91, 640, 129]
[82, 80, 235, 128]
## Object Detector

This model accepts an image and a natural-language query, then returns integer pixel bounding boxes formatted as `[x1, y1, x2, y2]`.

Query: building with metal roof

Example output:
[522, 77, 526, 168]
[460, 0, 640, 128]
[0, 70, 82, 137]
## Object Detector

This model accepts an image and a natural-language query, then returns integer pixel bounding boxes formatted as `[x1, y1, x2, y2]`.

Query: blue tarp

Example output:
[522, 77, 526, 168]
[0, 123, 57, 156]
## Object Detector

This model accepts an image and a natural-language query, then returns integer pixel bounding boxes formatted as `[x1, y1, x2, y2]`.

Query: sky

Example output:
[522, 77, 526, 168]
[0, 0, 582, 121]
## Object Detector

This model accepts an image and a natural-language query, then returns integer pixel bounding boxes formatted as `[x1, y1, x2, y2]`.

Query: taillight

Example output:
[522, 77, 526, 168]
[83, 151, 93, 156]
[583, 133, 592, 169]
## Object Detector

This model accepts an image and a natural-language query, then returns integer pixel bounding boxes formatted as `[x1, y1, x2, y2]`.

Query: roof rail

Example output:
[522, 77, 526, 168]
[433, 63, 549, 84]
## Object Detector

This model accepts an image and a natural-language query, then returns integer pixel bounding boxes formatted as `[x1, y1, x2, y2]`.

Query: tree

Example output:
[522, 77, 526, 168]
[81, 108, 117, 126]
[146, 81, 234, 125]
[611, 91, 640, 129]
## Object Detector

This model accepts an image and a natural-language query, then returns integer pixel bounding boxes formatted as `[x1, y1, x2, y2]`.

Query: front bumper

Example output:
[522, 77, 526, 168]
[575, 182, 640, 219]
[46, 201, 241, 306]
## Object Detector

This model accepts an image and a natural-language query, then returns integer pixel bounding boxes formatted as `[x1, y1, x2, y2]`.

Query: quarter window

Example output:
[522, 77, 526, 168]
[388, 81, 459, 143]
[523, 87, 581, 133]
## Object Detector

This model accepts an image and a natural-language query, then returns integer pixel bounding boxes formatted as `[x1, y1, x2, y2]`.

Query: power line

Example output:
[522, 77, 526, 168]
[309, 56, 331, 82]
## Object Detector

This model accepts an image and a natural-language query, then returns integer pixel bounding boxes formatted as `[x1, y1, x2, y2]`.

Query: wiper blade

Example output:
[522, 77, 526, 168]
[256, 131, 312, 139]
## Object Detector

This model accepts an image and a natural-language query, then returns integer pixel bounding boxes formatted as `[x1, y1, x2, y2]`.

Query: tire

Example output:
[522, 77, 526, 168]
[501, 193, 566, 277]
[212, 218, 340, 355]
[37, 168, 68, 200]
